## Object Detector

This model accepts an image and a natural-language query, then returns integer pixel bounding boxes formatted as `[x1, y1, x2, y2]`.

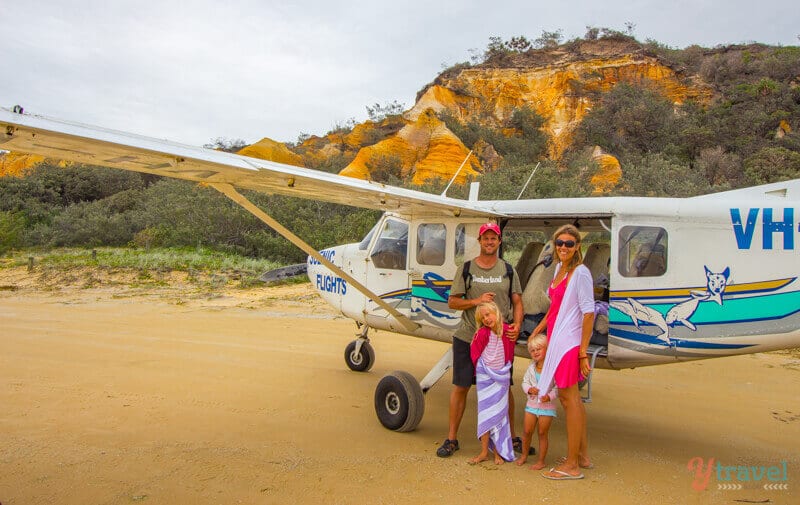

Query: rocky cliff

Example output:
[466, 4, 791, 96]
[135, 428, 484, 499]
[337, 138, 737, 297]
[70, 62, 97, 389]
[0, 152, 73, 177]
[293, 38, 713, 190]
[3, 39, 714, 190]
[413, 48, 711, 160]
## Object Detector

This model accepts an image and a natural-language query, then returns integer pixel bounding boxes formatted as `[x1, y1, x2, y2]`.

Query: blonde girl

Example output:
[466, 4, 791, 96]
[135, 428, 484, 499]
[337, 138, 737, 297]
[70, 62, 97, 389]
[468, 301, 515, 464]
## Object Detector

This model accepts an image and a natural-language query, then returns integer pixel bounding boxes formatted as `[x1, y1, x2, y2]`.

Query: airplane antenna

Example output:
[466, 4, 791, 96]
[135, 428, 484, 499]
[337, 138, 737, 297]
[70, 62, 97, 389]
[516, 162, 541, 200]
[441, 150, 473, 198]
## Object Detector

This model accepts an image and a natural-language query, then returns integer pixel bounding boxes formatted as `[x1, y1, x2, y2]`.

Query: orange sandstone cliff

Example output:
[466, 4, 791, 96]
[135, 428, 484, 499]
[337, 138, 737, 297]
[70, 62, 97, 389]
[314, 39, 710, 188]
[4, 39, 713, 192]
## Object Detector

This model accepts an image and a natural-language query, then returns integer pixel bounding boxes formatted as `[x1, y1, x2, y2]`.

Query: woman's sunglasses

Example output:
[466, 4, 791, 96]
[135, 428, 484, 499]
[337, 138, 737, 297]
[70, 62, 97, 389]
[555, 239, 576, 248]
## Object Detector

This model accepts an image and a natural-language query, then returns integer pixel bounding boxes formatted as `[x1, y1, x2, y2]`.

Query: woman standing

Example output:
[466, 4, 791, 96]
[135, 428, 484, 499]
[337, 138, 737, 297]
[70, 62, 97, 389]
[532, 224, 594, 480]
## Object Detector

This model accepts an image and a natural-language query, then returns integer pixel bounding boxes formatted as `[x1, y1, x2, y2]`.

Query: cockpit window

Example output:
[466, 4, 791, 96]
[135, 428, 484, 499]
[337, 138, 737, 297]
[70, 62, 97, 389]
[416, 223, 446, 266]
[370, 219, 408, 269]
[618, 225, 668, 277]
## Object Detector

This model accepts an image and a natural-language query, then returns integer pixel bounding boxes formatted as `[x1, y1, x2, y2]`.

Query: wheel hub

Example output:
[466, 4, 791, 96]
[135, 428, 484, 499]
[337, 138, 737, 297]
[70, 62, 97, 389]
[384, 392, 400, 415]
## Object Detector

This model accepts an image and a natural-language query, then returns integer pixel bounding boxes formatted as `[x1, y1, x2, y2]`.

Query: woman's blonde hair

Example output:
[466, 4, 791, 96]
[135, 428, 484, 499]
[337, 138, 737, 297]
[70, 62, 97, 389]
[553, 224, 583, 272]
[527, 333, 548, 353]
[475, 301, 503, 335]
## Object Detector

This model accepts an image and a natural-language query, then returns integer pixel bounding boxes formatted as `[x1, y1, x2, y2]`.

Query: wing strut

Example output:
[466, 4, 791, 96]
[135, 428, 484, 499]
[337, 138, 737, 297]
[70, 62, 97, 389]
[210, 183, 420, 332]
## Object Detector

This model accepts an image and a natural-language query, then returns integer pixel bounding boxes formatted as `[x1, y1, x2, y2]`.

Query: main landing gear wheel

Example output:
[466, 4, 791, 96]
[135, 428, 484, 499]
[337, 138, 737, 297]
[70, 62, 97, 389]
[344, 340, 375, 372]
[374, 371, 425, 432]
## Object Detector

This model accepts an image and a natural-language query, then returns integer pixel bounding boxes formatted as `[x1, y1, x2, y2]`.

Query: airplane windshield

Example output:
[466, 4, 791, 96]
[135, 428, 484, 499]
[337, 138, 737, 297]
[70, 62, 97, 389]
[370, 219, 408, 270]
[358, 220, 381, 250]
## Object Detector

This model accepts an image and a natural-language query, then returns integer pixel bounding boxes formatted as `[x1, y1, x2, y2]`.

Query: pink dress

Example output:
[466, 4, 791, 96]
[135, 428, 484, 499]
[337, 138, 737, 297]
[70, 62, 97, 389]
[546, 276, 567, 340]
[538, 264, 595, 398]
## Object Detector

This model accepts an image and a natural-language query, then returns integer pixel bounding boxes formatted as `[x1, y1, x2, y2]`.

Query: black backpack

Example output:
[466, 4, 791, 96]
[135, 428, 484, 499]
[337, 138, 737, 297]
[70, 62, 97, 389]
[461, 259, 515, 301]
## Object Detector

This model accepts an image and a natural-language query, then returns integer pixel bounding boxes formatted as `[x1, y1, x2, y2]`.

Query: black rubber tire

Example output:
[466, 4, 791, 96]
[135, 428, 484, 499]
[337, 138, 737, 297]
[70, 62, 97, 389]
[374, 371, 425, 432]
[344, 340, 375, 372]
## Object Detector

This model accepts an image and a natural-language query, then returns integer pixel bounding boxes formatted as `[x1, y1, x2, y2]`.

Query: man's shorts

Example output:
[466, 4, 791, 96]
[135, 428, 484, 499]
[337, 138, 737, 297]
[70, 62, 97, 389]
[452, 337, 476, 387]
[452, 336, 515, 388]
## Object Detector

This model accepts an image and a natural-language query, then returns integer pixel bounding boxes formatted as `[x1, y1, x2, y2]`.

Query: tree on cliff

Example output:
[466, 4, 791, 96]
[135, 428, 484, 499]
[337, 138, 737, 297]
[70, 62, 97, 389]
[366, 101, 405, 122]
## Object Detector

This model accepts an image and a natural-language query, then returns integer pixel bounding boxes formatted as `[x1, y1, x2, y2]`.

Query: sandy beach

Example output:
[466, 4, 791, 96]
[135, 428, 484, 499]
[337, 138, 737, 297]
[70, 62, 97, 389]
[1, 266, 798, 504]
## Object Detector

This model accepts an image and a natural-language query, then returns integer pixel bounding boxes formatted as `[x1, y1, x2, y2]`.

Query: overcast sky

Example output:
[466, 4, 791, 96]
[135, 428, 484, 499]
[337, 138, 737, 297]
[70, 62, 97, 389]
[3, 1, 798, 146]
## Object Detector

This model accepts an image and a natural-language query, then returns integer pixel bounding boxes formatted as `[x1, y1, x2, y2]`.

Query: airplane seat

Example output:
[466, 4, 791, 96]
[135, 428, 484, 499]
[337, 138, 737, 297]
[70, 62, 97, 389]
[583, 243, 611, 346]
[417, 237, 445, 266]
[583, 243, 611, 298]
[591, 313, 609, 346]
[521, 240, 555, 320]
[515, 241, 545, 291]
[632, 243, 666, 277]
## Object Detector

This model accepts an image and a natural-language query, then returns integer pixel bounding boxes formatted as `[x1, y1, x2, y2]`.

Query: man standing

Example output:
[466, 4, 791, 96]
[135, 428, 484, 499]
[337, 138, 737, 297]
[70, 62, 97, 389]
[436, 222, 525, 457]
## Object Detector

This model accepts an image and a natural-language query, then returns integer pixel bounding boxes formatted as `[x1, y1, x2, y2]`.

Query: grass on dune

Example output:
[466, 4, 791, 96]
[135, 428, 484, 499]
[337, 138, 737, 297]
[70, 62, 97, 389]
[1, 247, 305, 287]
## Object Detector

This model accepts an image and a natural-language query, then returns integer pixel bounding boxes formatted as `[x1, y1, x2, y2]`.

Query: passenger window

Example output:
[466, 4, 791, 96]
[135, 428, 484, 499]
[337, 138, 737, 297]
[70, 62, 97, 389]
[370, 219, 408, 269]
[455, 223, 481, 264]
[455, 224, 466, 265]
[618, 226, 668, 277]
[416, 223, 446, 266]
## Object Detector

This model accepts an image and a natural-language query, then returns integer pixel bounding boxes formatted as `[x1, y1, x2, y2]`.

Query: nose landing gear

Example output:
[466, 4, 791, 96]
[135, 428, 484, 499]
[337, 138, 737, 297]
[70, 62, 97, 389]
[344, 338, 375, 372]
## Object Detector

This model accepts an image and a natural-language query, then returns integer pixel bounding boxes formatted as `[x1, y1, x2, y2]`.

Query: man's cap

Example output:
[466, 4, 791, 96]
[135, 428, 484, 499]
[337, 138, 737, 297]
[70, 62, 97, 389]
[478, 223, 501, 237]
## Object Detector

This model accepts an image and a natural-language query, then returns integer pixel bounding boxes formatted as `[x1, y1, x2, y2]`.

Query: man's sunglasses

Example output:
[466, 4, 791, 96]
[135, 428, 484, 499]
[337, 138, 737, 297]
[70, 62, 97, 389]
[555, 239, 576, 248]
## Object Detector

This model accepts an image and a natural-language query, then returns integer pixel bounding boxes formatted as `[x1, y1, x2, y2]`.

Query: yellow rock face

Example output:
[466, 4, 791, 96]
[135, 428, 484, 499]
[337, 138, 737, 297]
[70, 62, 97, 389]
[340, 109, 480, 184]
[411, 54, 712, 161]
[236, 138, 304, 167]
[0, 152, 72, 177]
[776, 119, 792, 138]
[590, 146, 622, 195]
[242, 50, 712, 187]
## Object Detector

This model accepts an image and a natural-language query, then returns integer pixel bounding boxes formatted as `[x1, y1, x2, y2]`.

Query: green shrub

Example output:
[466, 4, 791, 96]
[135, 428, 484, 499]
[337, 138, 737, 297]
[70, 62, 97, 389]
[0, 211, 25, 254]
[744, 146, 800, 185]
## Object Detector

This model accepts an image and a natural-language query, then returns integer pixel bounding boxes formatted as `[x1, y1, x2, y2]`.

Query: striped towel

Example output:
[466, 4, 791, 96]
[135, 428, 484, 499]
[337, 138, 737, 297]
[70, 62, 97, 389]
[475, 357, 514, 462]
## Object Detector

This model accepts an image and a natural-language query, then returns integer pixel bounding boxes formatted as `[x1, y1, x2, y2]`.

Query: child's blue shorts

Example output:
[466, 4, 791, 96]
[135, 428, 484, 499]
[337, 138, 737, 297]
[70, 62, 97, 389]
[525, 406, 556, 417]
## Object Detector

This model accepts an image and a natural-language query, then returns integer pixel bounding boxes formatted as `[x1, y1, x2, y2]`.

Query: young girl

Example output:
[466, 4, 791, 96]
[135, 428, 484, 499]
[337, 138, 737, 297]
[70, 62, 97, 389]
[469, 301, 516, 465]
[516, 334, 557, 470]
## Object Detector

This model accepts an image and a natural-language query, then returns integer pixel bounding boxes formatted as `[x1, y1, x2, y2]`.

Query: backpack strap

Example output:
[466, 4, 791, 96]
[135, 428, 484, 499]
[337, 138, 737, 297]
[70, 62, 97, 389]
[504, 260, 514, 300]
[462, 260, 472, 293]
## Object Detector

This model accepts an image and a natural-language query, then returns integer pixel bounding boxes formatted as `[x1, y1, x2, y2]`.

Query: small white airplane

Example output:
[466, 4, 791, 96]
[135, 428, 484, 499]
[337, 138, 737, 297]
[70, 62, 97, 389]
[3, 106, 800, 432]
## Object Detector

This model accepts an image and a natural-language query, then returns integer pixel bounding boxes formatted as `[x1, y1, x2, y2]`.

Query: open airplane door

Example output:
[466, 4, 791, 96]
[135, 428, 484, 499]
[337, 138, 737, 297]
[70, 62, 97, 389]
[363, 215, 412, 331]
[408, 221, 481, 330]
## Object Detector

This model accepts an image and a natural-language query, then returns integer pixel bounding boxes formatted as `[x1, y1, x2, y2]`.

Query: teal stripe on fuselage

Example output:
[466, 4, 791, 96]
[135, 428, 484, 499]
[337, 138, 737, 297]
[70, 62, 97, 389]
[610, 291, 800, 325]
[411, 286, 448, 303]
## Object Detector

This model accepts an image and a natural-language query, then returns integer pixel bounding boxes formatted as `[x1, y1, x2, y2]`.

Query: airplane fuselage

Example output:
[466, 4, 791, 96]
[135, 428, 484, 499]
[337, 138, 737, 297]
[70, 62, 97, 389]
[309, 192, 800, 371]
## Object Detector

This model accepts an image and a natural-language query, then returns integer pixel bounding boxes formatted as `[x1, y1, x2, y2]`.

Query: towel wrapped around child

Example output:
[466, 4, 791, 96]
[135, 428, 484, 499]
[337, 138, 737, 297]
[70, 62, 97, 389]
[475, 357, 515, 462]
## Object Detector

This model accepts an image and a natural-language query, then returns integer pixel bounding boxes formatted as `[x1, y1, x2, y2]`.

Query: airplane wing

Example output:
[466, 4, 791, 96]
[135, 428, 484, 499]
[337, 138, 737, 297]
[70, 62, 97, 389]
[0, 107, 497, 219]
[689, 178, 800, 201]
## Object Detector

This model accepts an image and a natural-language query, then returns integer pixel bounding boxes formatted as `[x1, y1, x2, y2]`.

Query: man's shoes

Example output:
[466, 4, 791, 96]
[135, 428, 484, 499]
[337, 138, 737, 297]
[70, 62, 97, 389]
[436, 439, 459, 457]
[512, 436, 536, 455]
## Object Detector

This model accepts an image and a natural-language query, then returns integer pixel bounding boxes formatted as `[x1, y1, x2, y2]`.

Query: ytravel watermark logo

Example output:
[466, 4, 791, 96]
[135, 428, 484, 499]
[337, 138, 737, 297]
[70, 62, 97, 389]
[688, 457, 790, 491]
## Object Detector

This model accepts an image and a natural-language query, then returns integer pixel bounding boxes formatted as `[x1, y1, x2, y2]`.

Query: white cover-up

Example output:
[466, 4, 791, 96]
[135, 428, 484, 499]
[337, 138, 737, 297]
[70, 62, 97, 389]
[537, 263, 594, 401]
